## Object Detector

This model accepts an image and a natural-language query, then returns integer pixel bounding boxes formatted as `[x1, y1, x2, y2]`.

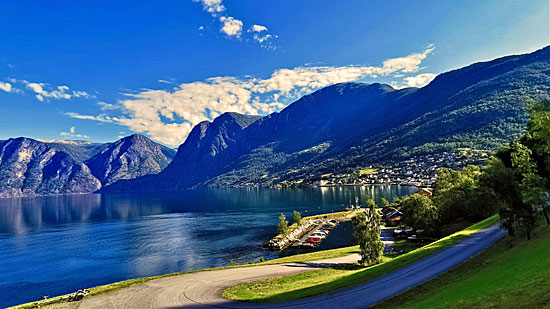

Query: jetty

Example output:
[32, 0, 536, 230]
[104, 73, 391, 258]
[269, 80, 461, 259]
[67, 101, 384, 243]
[263, 209, 364, 251]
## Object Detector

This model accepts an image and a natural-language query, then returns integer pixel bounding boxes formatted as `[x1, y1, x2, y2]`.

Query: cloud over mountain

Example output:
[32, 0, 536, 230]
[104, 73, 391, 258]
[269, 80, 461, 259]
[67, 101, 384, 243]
[67, 48, 435, 146]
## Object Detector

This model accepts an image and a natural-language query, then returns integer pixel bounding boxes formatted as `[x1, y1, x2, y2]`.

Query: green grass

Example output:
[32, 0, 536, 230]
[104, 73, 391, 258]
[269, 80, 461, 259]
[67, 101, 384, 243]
[359, 168, 378, 175]
[373, 224, 550, 309]
[222, 215, 500, 303]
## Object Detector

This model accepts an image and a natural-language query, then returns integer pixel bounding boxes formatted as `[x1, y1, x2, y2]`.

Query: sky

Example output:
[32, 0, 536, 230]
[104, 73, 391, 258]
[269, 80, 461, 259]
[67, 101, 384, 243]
[0, 0, 548, 147]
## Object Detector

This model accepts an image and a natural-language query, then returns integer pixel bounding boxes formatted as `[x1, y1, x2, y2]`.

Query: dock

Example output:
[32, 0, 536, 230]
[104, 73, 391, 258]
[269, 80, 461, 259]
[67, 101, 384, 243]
[290, 219, 339, 249]
[263, 209, 364, 251]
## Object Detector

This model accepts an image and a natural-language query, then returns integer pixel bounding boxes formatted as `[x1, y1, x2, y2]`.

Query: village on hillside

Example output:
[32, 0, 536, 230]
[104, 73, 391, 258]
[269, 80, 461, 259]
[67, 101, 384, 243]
[273, 149, 490, 189]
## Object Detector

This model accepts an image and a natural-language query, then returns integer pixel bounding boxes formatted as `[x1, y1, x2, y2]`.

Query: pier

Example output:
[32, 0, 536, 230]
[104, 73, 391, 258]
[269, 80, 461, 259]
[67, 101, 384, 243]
[263, 210, 364, 251]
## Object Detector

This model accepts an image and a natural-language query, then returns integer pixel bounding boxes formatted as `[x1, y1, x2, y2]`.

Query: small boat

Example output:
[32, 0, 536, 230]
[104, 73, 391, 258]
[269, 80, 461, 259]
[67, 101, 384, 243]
[301, 242, 316, 248]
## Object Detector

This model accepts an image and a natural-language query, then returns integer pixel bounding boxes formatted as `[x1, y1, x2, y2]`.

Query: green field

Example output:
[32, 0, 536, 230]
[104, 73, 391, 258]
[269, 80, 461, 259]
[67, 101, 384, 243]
[222, 215, 499, 303]
[359, 168, 378, 175]
[374, 224, 550, 309]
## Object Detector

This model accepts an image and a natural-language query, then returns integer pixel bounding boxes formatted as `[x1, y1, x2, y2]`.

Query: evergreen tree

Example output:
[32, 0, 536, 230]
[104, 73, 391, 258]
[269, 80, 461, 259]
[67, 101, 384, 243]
[277, 213, 289, 236]
[292, 210, 303, 226]
[352, 200, 384, 265]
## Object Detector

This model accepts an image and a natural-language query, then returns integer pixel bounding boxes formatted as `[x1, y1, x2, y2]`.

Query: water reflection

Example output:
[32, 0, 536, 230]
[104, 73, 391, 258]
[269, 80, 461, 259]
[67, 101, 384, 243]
[0, 186, 415, 236]
[0, 186, 416, 307]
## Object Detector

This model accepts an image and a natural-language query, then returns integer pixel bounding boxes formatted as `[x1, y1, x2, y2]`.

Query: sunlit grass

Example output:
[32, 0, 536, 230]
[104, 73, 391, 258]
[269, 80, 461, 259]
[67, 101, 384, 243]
[374, 224, 550, 309]
[222, 215, 499, 303]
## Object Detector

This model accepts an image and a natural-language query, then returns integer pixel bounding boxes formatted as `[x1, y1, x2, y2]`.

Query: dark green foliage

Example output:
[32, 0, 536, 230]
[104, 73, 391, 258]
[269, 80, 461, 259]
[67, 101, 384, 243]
[352, 200, 384, 265]
[277, 213, 289, 236]
[433, 166, 498, 224]
[400, 195, 440, 237]
[480, 100, 550, 239]
[292, 210, 302, 226]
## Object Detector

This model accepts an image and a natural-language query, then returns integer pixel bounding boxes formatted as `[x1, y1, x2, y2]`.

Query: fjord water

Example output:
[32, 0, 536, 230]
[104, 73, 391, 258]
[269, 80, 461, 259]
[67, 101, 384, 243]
[0, 186, 415, 307]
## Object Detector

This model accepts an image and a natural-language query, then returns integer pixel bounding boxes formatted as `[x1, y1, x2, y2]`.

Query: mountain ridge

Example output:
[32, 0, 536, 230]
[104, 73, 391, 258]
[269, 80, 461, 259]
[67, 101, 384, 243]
[0, 134, 176, 198]
[103, 46, 549, 192]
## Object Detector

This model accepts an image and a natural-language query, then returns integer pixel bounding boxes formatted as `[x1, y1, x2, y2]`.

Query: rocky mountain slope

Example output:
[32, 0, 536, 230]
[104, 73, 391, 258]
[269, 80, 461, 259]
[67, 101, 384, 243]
[103, 46, 550, 192]
[0, 135, 176, 198]
[84, 134, 176, 186]
[0, 138, 101, 198]
[43, 140, 109, 162]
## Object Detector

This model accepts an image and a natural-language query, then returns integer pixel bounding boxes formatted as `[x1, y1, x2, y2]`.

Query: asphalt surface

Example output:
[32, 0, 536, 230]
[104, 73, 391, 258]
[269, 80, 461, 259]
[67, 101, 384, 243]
[79, 225, 506, 309]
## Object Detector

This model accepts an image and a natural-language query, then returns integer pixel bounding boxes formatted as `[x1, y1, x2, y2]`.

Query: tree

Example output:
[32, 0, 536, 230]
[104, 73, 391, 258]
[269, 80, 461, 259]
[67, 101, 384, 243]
[380, 198, 390, 208]
[292, 210, 303, 226]
[352, 200, 384, 265]
[400, 195, 439, 237]
[277, 213, 289, 236]
[433, 166, 491, 224]
[486, 142, 539, 240]
[521, 100, 550, 224]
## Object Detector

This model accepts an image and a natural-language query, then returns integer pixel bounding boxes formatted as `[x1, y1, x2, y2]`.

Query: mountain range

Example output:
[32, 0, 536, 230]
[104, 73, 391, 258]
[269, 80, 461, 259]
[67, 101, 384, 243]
[1, 46, 549, 197]
[103, 46, 550, 192]
[0, 135, 175, 198]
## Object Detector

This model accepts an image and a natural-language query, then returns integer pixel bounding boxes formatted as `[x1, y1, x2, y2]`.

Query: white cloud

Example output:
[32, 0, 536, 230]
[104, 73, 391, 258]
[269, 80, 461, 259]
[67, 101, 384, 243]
[219, 16, 243, 37]
[26, 82, 43, 94]
[381, 48, 434, 73]
[68, 48, 435, 146]
[250, 24, 268, 32]
[193, 0, 225, 15]
[192, 0, 275, 47]
[65, 112, 119, 123]
[0, 81, 12, 92]
[60, 126, 89, 139]
[403, 73, 437, 88]
[97, 101, 121, 111]
[253, 34, 272, 43]
[19, 80, 93, 101]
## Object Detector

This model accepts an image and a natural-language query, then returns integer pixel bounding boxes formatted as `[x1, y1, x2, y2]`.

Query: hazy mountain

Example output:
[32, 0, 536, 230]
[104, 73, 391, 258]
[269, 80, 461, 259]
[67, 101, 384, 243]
[103, 46, 550, 192]
[42, 140, 109, 162]
[0, 138, 101, 198]
[84, 134, 176, 186]
[0, 135, 177, 198]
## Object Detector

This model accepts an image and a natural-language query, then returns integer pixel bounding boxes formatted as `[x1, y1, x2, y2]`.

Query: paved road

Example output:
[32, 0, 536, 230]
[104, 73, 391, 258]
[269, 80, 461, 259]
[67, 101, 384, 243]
[79, 225, 506, 309]
[380, 228, 395, 254]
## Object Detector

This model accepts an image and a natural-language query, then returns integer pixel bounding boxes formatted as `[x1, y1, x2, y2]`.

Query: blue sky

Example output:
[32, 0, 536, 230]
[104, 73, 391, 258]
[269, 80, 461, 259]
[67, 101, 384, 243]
[0, 0, 548, 146]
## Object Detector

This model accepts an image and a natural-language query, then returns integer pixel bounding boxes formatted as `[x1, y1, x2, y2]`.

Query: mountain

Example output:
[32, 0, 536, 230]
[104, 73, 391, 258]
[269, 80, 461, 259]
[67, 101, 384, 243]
[0, 135, 177, 198]
[103, 46, 550, 192]
[102, 113, 262, 191]
[42, 140, 109, 162]
[84, 134, 176, 186]
[0, 138, 101, 198]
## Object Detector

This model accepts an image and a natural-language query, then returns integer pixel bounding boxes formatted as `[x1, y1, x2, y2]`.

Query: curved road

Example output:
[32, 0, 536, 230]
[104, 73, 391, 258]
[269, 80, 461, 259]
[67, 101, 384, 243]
[80, 225, 506, 309]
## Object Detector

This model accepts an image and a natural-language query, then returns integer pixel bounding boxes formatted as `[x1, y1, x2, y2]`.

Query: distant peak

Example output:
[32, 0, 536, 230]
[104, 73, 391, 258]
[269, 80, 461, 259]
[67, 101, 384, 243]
[120, 134, 150, 143]
[213, 112, 262, 128]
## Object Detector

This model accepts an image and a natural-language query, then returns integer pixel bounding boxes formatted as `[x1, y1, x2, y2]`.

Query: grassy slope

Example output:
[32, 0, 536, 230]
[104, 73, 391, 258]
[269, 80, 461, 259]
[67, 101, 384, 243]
[374, 224, 550, 309]
[222, 215, 499, 303]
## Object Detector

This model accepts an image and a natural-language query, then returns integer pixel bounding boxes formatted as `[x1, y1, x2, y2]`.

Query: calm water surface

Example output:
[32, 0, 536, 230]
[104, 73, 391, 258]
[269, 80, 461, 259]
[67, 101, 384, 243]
[0, 186, 415, 307]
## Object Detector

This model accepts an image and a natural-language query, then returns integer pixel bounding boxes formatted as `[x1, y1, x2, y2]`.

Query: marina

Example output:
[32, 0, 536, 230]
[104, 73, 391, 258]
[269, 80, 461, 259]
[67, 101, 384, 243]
[263, 209, 364, 251]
